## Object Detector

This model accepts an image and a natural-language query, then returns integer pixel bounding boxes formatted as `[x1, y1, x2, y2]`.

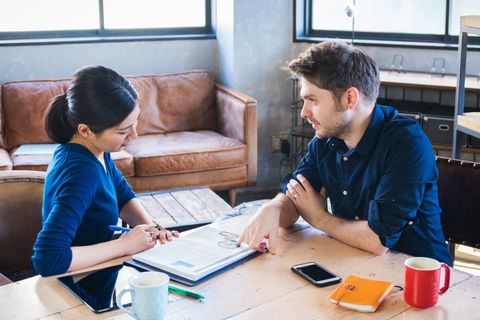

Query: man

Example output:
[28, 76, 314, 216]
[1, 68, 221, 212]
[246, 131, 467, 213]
[239, 41, 452, 265]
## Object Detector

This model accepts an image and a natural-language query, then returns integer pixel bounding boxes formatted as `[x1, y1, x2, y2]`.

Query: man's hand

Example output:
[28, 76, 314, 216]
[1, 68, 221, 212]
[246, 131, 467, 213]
[286, 174, 329, 227]
[237, 201, 282, 254]
[287, 174, 388, 255]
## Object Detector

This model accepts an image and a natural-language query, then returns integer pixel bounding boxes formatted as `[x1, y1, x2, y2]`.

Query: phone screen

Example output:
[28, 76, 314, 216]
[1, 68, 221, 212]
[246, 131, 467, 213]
[292, 262, 341, 287]
[296, 264, 337, 281]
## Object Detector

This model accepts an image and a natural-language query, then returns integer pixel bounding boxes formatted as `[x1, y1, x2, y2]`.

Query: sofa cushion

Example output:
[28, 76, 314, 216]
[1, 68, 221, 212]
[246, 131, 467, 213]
[128, 71, 217, 135]
[0, 149, 12, 170]
[10, 146, 135, 178]
[110, 150, 135, 178]
[2, 80, 70, 150]
[125, 130, 247, 177]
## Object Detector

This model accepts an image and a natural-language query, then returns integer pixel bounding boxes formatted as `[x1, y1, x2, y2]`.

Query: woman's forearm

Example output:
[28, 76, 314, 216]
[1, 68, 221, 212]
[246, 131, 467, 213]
[69, 238, 125, 272]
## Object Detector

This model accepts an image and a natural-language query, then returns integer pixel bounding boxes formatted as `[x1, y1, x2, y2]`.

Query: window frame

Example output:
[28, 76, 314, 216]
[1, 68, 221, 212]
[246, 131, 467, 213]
[0, 0, 214, 45]
[294, 0, 480, 49]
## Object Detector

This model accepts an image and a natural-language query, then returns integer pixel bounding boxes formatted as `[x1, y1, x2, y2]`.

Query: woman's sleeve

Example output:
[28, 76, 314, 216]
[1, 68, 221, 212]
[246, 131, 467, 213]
[32, 162, 100, 276]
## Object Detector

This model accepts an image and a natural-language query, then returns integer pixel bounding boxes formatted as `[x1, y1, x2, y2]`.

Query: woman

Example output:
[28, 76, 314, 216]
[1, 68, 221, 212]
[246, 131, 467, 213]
[32, 66, 178, 276]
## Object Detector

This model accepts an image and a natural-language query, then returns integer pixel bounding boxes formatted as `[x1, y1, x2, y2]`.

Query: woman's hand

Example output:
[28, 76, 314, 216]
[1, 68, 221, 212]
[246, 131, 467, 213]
[118, 225, 157, 255]
[146, 225, 179, 244]
[118, 224, 179, 256]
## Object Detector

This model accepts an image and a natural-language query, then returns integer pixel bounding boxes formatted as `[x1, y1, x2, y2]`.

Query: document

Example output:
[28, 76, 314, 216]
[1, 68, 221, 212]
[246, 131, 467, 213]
[132, 215, 256, 282]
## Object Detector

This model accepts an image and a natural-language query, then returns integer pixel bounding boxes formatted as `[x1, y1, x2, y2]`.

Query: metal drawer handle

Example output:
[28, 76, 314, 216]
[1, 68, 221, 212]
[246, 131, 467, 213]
[438, 124, 450, 131]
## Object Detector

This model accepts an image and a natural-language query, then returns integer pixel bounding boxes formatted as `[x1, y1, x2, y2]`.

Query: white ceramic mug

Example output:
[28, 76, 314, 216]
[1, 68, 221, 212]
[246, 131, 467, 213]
[116, 271, 169, 320]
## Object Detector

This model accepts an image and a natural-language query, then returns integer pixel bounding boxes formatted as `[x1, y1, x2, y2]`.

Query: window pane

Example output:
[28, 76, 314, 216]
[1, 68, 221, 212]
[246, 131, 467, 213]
[449, 0, 480, 36]
[312, 0, 446, 34]
[0, 0, 99, 32]
[104, 0, 206, 29]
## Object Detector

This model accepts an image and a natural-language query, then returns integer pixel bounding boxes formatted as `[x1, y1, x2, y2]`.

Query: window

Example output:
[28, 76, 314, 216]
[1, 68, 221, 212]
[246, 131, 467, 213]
[0, 0, 212, 43]
[296, 0, 480, 47]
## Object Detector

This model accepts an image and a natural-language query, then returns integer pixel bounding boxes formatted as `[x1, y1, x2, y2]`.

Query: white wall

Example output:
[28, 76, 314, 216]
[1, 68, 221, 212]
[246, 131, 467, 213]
[0, 40, 217, 82]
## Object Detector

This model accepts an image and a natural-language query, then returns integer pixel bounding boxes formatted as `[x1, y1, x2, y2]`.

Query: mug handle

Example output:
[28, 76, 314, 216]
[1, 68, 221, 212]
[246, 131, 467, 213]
[439, 263, 450, 295]
[116, 288, 137, 318]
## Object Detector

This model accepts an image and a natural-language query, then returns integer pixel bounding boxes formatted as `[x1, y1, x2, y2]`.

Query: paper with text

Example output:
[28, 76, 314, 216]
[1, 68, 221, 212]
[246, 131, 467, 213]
[133, 215, 256, 281]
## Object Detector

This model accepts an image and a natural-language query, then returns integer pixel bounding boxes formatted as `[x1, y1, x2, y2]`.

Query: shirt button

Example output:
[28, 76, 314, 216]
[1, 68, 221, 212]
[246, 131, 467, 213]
[343, 156, 348, 161]
[354, 216, 359, 220]
[408, 221, 413, 225]
[342, 190, 348, 196]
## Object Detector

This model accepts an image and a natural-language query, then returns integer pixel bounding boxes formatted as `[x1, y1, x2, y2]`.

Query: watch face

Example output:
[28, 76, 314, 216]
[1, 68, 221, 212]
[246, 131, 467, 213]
[57, 264, 139, 313]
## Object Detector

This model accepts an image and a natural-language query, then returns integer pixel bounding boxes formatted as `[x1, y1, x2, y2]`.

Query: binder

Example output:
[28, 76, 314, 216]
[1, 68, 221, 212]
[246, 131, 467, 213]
[128, 214, 260, 286]
[123, 252, 260, 286]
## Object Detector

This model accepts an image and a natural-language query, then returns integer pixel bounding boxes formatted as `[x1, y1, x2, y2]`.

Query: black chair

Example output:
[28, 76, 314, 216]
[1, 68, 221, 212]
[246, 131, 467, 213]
[436, 156, 480, 261]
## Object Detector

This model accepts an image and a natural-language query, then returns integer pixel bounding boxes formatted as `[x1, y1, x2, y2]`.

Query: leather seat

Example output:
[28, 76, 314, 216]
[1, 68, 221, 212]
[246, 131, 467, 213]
[126, 131, 247, 176]
[0, 170, 45, 281]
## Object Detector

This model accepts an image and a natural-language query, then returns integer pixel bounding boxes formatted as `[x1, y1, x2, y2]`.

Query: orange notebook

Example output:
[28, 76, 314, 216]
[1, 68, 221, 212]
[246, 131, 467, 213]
[328, 275, 394, 312]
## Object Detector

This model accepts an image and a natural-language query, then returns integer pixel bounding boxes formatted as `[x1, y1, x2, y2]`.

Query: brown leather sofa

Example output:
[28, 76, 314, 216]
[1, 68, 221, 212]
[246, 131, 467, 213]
[0, 70, 257, 201]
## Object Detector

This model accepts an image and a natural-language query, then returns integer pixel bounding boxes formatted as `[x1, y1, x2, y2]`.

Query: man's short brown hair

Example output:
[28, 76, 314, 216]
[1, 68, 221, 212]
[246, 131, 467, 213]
[288, 42, 380, 103]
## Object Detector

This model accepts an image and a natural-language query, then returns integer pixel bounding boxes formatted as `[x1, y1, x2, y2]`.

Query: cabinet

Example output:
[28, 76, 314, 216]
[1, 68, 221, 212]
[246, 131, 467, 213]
[380, 70, 480, 159]
[453, 15, 480, 158]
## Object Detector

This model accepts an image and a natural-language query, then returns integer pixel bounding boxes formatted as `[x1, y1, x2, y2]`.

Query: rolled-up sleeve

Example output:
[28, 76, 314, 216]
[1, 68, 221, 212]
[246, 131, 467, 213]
[367, 132, 435, 248]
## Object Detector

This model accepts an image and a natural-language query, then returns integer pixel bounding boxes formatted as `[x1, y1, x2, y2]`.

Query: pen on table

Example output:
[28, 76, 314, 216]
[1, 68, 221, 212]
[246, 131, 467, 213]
[108, 225, 131, 233]
[168, 285, 205, 300]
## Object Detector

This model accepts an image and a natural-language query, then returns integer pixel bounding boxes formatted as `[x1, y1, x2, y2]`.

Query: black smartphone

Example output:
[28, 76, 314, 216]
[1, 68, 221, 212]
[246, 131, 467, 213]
[291, 262, 341, 287]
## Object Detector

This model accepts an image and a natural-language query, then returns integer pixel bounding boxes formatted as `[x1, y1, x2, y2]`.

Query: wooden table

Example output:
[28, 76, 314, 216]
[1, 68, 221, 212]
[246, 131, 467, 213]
[137, 186, 232, 231]
[1, 222, 478, 319]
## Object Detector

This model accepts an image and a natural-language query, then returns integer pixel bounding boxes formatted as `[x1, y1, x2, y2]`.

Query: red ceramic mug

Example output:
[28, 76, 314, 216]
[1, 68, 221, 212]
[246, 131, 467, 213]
[404, 257, 450, 308]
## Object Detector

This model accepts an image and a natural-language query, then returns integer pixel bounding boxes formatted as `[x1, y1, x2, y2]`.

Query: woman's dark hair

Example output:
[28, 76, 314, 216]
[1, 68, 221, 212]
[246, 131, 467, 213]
[44, 65, 138, 144]
[288, 41, 380, 103]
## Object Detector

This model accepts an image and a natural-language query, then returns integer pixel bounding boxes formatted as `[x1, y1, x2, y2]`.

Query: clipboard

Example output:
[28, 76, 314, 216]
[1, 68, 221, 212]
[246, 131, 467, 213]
[123, 251, 261, 286]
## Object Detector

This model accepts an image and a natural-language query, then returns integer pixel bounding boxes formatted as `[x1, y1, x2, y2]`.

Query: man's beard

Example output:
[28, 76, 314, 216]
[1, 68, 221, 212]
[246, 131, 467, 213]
[313, 119, 349, 140]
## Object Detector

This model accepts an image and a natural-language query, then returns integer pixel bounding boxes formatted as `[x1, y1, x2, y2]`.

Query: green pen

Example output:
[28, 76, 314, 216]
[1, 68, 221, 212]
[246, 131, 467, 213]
[168, 285, 205, 300]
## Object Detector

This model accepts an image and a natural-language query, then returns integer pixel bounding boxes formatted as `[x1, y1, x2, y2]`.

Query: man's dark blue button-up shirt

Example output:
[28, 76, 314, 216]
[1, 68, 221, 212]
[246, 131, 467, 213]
[281, 105, 452, 265]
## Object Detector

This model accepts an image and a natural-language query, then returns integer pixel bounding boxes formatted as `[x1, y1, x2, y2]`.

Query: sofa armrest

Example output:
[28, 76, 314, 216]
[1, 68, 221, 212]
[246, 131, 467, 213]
[215, 84, 257, 186]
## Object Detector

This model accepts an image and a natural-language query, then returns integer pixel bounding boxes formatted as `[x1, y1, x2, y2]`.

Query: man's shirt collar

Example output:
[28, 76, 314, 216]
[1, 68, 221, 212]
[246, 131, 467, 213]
[328, 104, 387, 157]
